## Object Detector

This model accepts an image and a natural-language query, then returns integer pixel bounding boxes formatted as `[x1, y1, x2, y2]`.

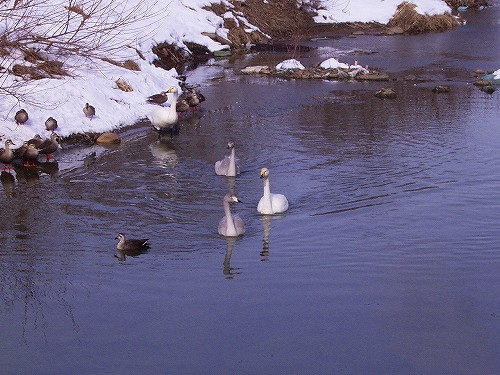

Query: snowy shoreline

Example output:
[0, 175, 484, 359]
[0, 0, 459, 146]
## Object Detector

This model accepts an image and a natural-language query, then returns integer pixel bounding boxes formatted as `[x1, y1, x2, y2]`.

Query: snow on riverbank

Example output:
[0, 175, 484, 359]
[314, 0, 452, 23]
[0, 0, 455, 145]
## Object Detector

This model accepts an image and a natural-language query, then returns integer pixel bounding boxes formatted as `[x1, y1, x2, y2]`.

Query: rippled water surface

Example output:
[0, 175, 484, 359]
[2, 4, 500, 374]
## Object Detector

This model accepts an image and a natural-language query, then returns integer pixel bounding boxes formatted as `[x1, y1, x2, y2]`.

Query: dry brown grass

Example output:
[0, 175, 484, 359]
[11, 60, 68, 80]
[37, 60, 68, 76]
[204, 2, 229, 16]
[101, 57, 141, 71]
[11, 64, 47, 80]
[23, 48, 45, 63]
[388, 2, 458, 34]
[115, 78, 133, 92]
[122, 60, 140, 71]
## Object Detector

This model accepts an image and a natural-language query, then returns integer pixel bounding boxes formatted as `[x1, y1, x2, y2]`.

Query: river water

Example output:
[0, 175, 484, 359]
[1, 4, 500, 375]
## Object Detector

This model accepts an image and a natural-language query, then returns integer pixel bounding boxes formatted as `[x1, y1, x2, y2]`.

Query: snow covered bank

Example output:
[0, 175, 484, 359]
[314, 0, 452, 24]
[0, 0, 461, 146]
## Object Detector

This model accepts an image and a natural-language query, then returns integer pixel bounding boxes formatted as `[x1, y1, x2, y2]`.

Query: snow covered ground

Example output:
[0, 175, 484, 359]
[0, 0, 455, 145]
[314, 0, 451, 23]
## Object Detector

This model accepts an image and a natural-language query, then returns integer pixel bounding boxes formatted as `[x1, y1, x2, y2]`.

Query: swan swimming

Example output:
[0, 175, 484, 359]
[218, 193, 245, 237]
[257, 167, 289, 215]
[215, 141, 240, 176]
[150, 86, 179, 132]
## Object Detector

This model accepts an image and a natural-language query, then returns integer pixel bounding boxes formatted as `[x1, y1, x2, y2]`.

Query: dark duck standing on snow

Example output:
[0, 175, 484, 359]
[45, 117, 58, 131]
[15, 109, 28, 125]
[83, 103, 96, 119]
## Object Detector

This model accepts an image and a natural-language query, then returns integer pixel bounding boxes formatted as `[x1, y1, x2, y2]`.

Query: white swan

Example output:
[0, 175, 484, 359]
[218, 193, 245, 237]
[257, 168, 289, 215]
[150, 86, 179, 132]
[215, 141, 240, 176]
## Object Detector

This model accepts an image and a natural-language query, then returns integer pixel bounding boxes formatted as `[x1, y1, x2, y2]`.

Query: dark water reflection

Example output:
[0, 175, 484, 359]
[2, 4, 500, 374]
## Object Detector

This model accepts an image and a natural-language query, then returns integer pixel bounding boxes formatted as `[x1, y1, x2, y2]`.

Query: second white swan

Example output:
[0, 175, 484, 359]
[257, 167, 289, 215]
[215, 141, 240, 176]
[219, 193, 245, 237]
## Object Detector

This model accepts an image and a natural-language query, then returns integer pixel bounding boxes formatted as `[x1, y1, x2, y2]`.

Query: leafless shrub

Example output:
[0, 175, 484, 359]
[64, 4, 90, 19]
[0, 0, 165, 103]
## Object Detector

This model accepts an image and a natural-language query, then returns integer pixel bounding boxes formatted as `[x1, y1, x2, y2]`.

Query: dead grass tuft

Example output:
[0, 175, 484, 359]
[23, 48, 45, 63]
[37, 60, 69, 76]
[115, 78, 133, 92]
[122, 60, 140, 71]
[11, 64, 47, 80]
[388, 2, 458, 34]
[204, 2, 229, 16]
[101, 57, 141, 71]
[11, 59, 69, 79]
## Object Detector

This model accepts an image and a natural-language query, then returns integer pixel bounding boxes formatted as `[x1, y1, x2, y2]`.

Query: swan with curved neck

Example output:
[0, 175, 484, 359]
[219, 193, 245, 237]
[150, 86, 179, 132]
[257, 167, 289, 215]
[215, 141, 240, 176]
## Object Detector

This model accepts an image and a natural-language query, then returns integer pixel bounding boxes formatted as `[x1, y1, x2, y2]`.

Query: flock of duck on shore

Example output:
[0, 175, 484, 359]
[0, 83, 289, 255]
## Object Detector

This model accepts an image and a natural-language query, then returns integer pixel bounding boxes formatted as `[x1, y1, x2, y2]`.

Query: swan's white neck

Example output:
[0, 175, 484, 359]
[262, 177, 272, 210]
[228, 148, 236, 176]
[224, 200, 237, 236]
[171, 91, 178, 107]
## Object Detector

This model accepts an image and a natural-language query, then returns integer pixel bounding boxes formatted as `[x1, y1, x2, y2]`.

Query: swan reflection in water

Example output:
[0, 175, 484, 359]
[260, 215, 271, 261]
[149, 136, 178, 169]
[223, 237, 240, 279]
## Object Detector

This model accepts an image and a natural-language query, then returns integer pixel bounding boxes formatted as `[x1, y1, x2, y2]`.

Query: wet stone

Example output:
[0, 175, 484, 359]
[96, 132, 121, 145]
[375, 87, 397, 99]
[474, 80, 492, 87]
[432, 85, 451, 93]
